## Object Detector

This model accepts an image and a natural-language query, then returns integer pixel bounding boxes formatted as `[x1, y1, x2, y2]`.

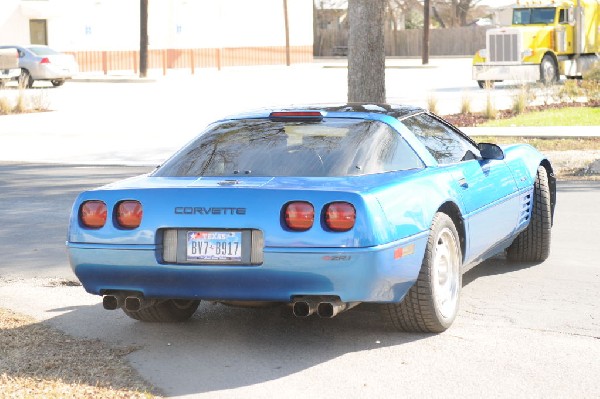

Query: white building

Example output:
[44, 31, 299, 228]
[0, 0, 314, 72]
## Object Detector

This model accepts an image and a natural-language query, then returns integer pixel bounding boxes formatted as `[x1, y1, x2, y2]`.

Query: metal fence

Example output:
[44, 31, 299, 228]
[68, 46, 314, 75]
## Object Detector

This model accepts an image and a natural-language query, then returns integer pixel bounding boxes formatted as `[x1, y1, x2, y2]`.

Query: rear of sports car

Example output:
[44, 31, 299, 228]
[67, 110, 435, 321]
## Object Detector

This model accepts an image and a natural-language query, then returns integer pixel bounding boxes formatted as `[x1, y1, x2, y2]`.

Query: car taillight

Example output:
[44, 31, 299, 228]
[80, 201, 107, 229]
[116, 200, 143, 229]
[39, 57, 50, 64]
[325, 202, 355, 232]
[284, 201, 314, 231]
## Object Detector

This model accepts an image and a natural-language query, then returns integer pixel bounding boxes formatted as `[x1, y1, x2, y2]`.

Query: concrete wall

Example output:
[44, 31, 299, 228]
[0, 0, 314, 51]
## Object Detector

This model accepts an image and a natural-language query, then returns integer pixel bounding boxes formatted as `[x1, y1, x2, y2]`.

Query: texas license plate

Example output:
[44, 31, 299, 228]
[186, 231, 242, 262]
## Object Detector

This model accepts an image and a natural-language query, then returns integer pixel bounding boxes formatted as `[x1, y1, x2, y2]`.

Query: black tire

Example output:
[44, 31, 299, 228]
[123, 299, 200, 322]
[540, 55, 558, 84]
[507, 166, 552, 262]
[51, 79, 65, 87]
[382, 213, 462, 333]
[478, 80, 493, 89]
[18, 69, 33, 88]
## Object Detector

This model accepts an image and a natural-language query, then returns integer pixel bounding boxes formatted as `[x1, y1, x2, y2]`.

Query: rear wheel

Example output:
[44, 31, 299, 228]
[478, 80, 493, 89]
[18, 69, 33, 88]
[123, 299, 200, 322]
[51, 79, 65, 87]
[507, 166, 552, 262]
[382, 213, 462, 333]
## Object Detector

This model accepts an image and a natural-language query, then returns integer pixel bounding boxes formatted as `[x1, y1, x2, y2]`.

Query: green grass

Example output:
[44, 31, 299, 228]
[479, 107, 600, 127]
[469, 137, 600, 151]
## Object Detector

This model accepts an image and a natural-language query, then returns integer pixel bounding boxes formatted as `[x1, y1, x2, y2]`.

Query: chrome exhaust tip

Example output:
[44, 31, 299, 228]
[317, 301, 360, 318]
[292, 301, 316, 317]
[317, 302, 340, 318]
[102, 294, 123, 310]
[124, 296, 143, 312]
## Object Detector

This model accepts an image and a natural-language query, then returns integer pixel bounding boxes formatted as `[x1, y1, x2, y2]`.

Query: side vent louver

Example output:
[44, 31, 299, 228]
[519, 194, 532, 225]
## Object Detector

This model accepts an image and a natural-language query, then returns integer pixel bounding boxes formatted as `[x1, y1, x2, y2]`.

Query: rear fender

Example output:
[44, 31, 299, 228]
[502, 144, 556, 222]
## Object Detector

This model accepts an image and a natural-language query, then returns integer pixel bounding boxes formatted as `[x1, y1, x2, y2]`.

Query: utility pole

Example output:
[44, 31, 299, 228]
[283, 0, 291, 66]
[422, 0, 430, 65]
[140, 0, 148, 78]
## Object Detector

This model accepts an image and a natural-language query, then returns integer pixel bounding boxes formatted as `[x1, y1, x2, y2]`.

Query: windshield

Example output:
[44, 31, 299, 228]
[154, 118, 424, 177]
[513, 8, 555, 25]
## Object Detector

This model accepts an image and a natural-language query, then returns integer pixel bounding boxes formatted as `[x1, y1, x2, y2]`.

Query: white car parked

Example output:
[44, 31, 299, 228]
[0, 45, 79, 88]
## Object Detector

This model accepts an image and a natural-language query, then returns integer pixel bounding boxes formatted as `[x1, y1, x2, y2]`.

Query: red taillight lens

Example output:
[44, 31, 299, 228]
[325, 202, 355, 232]
[39, 57, 50, 64]
[80, 200, 107, 229]
[284, 201, 314, 231]
[116, 200, 143, 229]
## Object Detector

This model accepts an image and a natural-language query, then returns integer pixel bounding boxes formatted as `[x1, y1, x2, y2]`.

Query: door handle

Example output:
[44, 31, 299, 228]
[457, 177, 468, 188]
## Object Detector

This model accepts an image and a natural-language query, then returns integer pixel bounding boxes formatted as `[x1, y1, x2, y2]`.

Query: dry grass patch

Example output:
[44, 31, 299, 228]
[0, 308, 160, 398]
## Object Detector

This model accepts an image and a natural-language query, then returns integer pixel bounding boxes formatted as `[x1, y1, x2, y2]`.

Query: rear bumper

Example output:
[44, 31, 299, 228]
[67, 233, 428, 303]
[0, 68, 20, 80]
[30, 64, 78, 80]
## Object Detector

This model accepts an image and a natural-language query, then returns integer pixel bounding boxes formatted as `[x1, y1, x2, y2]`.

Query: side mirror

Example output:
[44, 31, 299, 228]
[478, 143, 505, 160]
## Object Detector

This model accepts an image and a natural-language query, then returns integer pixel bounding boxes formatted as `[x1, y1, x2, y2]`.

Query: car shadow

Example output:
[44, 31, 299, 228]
[3, 299, 429, 396]
[0, 163, 153, 278]
[463, 253, 541, 287]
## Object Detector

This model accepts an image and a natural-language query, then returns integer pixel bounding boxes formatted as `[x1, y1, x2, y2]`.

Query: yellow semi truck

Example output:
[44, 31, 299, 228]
[473, 0, 600, 88]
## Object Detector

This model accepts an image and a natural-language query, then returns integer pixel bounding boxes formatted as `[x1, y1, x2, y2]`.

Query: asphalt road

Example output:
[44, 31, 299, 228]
[0, 163, 599, 398]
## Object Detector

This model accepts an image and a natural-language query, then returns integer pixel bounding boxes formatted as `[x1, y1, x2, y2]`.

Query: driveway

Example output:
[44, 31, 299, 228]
[0, 163, 598, 398]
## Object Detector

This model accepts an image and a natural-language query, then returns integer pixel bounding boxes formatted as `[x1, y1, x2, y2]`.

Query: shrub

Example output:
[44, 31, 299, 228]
[485, 91, 497, 120]
[0, 97, 11, 114]
[559, 79, 584, 102]
[13, 91, 27, 113]
[512, 84, 532, 115]
[583, 61, 600, 81]
[30, 90, 50, 111]
[581, 79, 600, 102]
[426, 93, 438, 114]
[460, 93, 472, 114]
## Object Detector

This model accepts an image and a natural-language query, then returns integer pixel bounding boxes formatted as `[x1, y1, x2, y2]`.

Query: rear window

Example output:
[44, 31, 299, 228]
[154, 118, 423, 177]
[27, 46, 60, 56]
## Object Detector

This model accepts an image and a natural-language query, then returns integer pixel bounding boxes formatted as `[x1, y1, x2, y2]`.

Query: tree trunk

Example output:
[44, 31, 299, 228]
[432, 6, 446, 29]
[423, 0, 430, 65]
[457, 0, 471, 26]
[347, 0, 386, 103]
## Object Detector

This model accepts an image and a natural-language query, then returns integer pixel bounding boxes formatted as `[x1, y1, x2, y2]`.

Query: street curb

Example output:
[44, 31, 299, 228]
[71, 77, 157, 84]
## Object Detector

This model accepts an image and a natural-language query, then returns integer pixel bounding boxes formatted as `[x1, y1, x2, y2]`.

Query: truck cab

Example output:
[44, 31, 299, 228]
[473, 0, 600, 88]
[0, 48, 20, 87]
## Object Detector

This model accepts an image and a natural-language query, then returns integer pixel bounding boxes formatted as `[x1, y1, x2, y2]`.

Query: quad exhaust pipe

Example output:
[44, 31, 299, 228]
[292, 297, 360, 318]
[102, 294, 124, 310]
[292, 299, 318, 317]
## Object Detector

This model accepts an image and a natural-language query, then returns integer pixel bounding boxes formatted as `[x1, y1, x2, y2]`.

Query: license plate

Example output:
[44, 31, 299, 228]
[186, 231, 242, 262]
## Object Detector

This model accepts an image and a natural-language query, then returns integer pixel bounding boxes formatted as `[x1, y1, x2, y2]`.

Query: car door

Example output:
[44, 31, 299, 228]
[401, 113, 520, 264]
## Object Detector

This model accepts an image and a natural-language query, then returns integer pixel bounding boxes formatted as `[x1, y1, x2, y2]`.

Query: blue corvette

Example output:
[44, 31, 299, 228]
[67, 104, 556, 333]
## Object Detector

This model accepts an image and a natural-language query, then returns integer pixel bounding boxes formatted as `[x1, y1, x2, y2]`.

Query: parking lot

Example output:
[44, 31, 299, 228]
[1, 58, 599, 398]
